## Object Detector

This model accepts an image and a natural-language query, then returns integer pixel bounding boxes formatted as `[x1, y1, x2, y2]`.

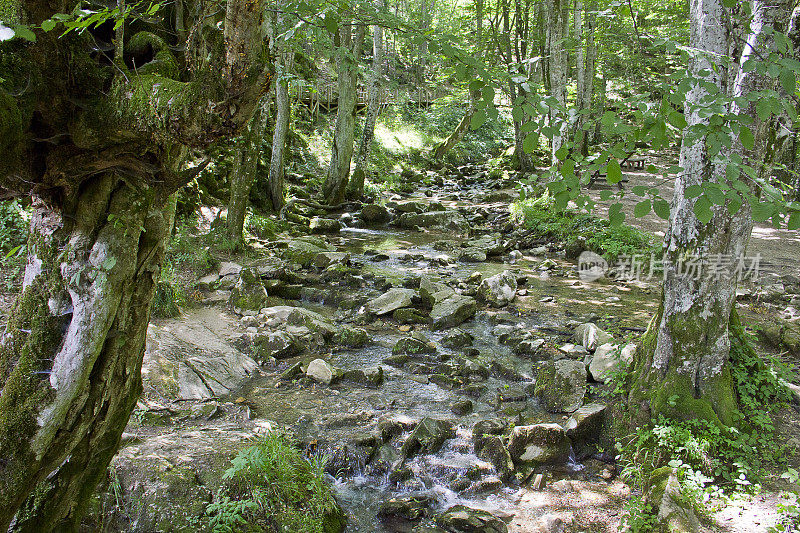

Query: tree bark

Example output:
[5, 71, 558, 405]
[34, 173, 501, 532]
[0, 176, 172, 531]
[227, 104, 267, 241]
[0, 0, 273, 525]
[349, 1, 386, 200]
[545, 0, 569, 162]
[268, 50, 294, 211]
[322, 22, 366, 205]
[628, 0, 792, 427]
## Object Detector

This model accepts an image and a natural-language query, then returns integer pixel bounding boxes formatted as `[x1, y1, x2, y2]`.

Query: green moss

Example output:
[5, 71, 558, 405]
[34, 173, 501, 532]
[126, 32, 168, 56]
[136, 50, 180, 79]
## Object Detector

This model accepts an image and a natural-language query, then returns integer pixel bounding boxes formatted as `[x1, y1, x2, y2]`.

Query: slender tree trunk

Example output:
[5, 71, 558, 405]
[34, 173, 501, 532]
[574, 0, 597, 156]
[268, 50, 294, 211]
[350, 1, 386, 200]
[546, 0, 569, 162]
[227, 104, 267, 241]
[0, 176, 172, 531]
[431, 0, 483, 162]
[628, 0, 792, 427]
[322, 22, 366, 205]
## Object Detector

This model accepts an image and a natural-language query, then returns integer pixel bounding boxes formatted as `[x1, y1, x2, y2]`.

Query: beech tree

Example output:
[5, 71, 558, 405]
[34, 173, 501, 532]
[0, 0, 272, 528]
[627, 0, 799, 425]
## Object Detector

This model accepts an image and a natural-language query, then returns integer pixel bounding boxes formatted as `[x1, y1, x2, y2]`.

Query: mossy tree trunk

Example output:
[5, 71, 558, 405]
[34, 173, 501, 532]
[227, 104, 268, 241]
[628, 0, 794, 427]
[322, 21, 366, 205]
[0, 176, 172, 531]
[268, 47, 294, 212]
[0, 0, 272, 526]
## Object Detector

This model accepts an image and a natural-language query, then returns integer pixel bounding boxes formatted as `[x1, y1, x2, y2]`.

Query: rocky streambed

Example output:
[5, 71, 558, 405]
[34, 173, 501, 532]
[95, 164, 799, 532]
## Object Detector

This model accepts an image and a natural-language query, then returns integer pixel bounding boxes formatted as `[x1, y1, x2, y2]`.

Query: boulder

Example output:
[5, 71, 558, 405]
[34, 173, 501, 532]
[394, 308, 430, 324]
[477, 271, 518, 307]
[401, 418, 456, 460]
[333, 326, 370, 348]
[99, 426, 257, 532]
[435, 505, 508, 533]
[196, 273, 219, 291]
[218, 261, 242, 277]
[309, 217, 342, 233]
[563, 403, 606, 443]
[343, 366, 384, 387]
[229, 268, 269, 313]
[367, 288, 418, 316]
[314, 251, 350, 269]
[451, 399, 474, 416]
[533, 359, 587, 413]
[420, 276, 455, 305]
[507, 423, 572, 465]
[476, 435, 514, 482]
[395, 211, 470, 234]
[573, 323, 614, 352]
[306, 358, 340, 385]
[393, 336, 437, 357]
[283, 238, 335, 266]
[431, 295, 477, 330]
[588, 343, 635, 383]
[378, 493, 434, 523]
[441, 330, 474, 349]
[646, 467, 700, 533]
[254, 331, 302, 361]
[361, 204, 392, 224]
[285, 307, 338, 339]
[143, 321, 259, 401]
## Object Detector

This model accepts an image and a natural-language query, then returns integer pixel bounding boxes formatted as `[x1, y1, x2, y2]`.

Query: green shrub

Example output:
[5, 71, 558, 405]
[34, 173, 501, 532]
[151, 262, 185, 318]
[0, 199, 29, 254]
[206, 432, 344, 533]
[511, 195, 659, 262]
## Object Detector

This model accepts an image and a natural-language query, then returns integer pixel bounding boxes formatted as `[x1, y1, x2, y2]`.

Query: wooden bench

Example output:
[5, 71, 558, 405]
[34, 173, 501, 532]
[622, 157, 646, 170]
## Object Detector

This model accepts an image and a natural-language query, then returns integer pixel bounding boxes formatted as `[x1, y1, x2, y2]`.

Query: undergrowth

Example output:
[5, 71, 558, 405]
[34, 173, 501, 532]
[204, 432, 343, 533]
[617, 325, 796, 531]
[511, 195, 658, 262]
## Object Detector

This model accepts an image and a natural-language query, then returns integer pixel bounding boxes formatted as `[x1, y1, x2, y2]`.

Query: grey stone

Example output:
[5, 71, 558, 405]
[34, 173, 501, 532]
[431, 295, 477, 330]
[478, 271, 518, 307]
[367, 288, 418, 316]
[573, 323, 614, 352]
[533, 359, 587, 413]
[309, 217, 342, 233]
[507, 423, 571, 465]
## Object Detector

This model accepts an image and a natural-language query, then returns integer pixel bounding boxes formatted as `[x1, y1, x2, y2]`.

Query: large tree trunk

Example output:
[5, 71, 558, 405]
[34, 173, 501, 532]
[628, 0, 792, 427]
[322, 23, 366, 205]
[227, 104, 268, 241]
[349, 1, 386, 200]
[0, 176, 172, 531]
[268, 51, 294, 211]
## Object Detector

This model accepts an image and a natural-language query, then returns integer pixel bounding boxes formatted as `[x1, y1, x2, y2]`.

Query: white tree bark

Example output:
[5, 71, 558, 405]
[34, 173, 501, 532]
[630, 0, 792, 426]
[546, 0, 569, 162]
[350, 1, 387, 199]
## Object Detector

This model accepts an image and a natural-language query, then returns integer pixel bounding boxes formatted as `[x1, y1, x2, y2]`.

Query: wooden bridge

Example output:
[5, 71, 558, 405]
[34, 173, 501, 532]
[295, 83, 441, 118]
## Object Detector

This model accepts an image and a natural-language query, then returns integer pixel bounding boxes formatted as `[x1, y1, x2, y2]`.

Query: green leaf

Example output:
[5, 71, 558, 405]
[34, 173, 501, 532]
[704, 184, 726, 206]
[560, 158, 575, 180]
[685, 184, 703, 198]
[323, 12, 339, 34]
[470, 109, 486, 130]
[739, 126, 754, 150]
[522, 132, 538, 154]
[693, 196, 713, 224]
[607, 159, 622, 184]
[653, 199, 670, 219]
[102, 256, 117, 271]
[631, 185, 648, 196]
[788, 212, 800, 230]
[634, 200, 652, 218]
[599, 190, 613, 201]
[13, 24, 36, 41]
[780, 69, 796, 94]
[41, 19, 57, 32]
[555, 145, 569, 161]
[751, 201, 775, 222]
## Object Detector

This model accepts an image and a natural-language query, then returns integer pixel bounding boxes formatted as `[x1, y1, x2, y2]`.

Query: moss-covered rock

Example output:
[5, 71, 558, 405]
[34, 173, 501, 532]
[228, 268, 268, 312]
[533, 359, 587, 413]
